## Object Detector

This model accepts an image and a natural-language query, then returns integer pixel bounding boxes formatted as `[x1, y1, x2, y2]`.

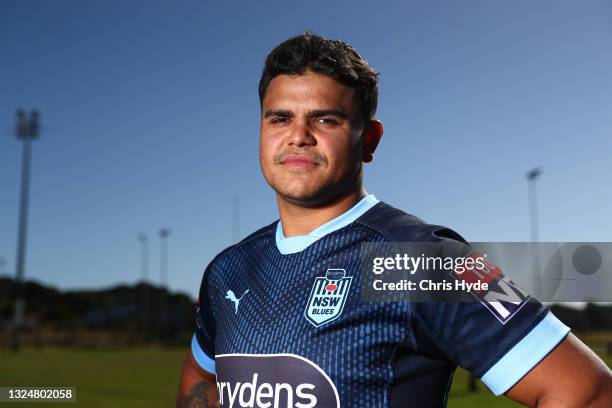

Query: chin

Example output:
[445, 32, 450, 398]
[277, 182, 351, 207]
[266, 171, 356, 206]
[278, 187, 323, 203]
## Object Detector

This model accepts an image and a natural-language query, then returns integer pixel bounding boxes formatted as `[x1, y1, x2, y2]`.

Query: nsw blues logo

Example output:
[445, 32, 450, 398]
[451, 253, 531, 324]
[304, 269, 352, 327]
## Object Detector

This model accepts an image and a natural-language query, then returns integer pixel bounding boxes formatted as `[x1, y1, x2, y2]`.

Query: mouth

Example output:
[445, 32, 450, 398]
[280, 154, 320, 169]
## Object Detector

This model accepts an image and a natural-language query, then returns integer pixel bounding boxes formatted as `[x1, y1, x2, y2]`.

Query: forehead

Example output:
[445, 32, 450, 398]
[262, 71, 357, 112]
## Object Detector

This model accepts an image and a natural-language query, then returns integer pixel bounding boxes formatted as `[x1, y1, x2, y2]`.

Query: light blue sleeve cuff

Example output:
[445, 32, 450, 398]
[191, 334, 216, 374]
[481, 311, 570, 396]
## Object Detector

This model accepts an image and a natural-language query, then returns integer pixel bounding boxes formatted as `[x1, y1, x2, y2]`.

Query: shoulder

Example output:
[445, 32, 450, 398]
[206, 220, 277, 272]
[356, 201, 467, 244]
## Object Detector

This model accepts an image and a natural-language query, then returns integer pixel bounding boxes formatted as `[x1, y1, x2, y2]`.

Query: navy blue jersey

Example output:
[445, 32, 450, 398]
[192, 195, 569, 407]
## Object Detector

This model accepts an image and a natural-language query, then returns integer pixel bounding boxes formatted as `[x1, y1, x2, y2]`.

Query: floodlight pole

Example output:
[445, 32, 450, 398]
[138, 234, 150, 331]
[11, 109, 40, 351]
[0, 257, 6, 275]
[527, 168, 543, 299]
[158, 228, 170, 332]
[159, 228, 170, 287]
[138, 234, 149, 282]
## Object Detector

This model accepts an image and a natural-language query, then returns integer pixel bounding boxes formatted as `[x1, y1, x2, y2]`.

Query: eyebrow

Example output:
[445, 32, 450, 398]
[309, 109, 349, 120]
[263, 109, 293, 118]
[263, 109, 349, 120]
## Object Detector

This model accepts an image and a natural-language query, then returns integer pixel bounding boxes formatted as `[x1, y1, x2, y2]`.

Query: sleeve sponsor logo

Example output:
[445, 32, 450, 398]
[451, 252, 531, 324]
[215, 353, 340, 408]
[195, 303, 203, 331]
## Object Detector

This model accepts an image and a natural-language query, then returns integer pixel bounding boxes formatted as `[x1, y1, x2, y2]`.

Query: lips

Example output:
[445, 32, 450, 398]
[282, 154, 319, 168]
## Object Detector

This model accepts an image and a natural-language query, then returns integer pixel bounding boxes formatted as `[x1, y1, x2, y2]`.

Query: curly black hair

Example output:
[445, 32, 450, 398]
[259, 32, 379, 126]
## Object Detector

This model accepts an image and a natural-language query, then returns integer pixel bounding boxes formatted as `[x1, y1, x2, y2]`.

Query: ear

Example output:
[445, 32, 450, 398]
[361, 120, 383, 163]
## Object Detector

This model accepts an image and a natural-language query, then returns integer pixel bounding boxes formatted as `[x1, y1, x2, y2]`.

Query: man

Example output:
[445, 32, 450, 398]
[177, 32, 611, 407]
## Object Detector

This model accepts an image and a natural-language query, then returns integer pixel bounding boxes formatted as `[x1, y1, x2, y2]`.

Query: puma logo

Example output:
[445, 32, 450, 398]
[225, 289, 249, 315]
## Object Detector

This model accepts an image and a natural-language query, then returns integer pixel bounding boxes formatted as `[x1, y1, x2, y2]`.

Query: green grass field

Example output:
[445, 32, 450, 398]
[1, 347, 610, 407]
[1, 348, 184, 408]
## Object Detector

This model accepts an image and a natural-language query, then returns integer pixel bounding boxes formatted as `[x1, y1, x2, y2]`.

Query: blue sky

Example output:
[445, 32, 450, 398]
[1, 0, 611, 299]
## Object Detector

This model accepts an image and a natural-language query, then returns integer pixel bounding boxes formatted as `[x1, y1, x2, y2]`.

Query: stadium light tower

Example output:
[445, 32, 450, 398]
[11, 109, 40, 351]
[527, 168, 542, 243]
[138, 234, 150, 331]
[158, 228, 171, 331]
[0, 257, 6, 275]
[158, 228, 170, 287]
[138, 233, 149, 282]
[527, 167, 543, 299]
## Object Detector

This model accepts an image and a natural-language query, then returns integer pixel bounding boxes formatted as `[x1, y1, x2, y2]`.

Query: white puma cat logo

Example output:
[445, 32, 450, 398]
[225, 289, 249, 314]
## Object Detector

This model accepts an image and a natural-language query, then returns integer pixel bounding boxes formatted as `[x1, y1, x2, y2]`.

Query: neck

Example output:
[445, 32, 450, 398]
[277, 188, 367, 237]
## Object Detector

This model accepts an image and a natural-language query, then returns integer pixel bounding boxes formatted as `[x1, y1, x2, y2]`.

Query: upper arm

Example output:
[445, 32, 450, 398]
[506, 333, 612, 407]
[411, 237, 572, 396]
[192, 264, 217, 374]
[176, 264, 219, 407]
[177, 350, 219, 408]
[181, 349, 216, 385]
[177, 261, 218, 407]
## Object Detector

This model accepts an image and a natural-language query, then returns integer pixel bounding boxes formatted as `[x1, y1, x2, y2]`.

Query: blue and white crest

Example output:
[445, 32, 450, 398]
[304, 269, 352, 327]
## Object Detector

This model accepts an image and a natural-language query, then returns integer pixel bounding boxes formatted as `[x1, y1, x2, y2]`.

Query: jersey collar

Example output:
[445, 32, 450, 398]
[275, 194, 380, 255]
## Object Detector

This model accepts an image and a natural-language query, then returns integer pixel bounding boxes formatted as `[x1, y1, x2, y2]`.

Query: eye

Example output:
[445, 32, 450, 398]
[270, 117, 289, 125]
[317, 117, 339, 125]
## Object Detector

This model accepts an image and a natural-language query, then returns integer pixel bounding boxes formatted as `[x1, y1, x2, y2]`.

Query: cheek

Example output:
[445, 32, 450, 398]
[260, 136, 285, 176]
[259, 133, 276, 162]
[327, 140, 359, 168]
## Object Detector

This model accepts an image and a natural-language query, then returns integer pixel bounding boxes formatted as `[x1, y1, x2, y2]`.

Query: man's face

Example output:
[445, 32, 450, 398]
[259, 71, 365, 206]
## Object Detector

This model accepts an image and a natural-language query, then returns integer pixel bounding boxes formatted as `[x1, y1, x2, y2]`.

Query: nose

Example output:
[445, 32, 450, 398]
[287, 119, 316, 147]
